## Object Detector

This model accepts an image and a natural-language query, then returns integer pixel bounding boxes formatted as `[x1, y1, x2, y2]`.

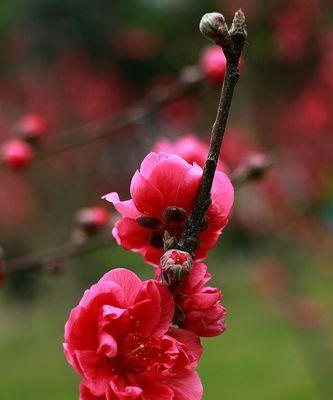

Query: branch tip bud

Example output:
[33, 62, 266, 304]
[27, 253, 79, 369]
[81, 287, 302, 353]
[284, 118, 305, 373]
[199, 12, 228, 44]
[229, 9, 247, 44]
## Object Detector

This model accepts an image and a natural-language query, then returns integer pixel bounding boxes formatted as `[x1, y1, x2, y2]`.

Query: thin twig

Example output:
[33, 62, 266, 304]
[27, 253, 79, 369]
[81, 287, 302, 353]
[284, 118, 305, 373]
[0, 67, 202, 167]
[177, 10, 247, 253]
[3, 234, 111, 274]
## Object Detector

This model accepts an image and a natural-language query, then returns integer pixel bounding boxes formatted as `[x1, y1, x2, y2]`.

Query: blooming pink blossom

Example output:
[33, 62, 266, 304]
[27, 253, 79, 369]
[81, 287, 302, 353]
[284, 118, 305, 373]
[153, 135, 226, 171]
[103, 152, 234, 266]
[64, 268, 203, 400]
[157, 261, 227, 337]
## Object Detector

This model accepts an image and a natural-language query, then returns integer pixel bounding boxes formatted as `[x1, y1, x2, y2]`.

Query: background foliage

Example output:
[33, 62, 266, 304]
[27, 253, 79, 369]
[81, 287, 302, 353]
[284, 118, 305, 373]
[0, 0, 332, 399]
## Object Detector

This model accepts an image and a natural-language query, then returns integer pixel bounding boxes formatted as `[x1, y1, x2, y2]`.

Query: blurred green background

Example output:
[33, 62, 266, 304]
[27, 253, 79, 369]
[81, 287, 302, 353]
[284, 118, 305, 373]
[0, 0, 333, 399]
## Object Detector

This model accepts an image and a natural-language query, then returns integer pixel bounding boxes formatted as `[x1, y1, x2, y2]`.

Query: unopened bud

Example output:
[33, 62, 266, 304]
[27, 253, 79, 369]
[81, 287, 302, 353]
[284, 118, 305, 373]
[75, 206, 110, 235]
[229, 9, 247, 45]
[160, 250, 193, 287]
[162, 206, 187, 224]
[17, 114, 47, 143]
[199, 12, 228, 44]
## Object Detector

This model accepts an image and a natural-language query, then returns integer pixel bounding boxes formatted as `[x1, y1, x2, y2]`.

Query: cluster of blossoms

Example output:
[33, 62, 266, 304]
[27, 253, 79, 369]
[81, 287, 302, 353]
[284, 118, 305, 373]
[64, 146, 234, 399]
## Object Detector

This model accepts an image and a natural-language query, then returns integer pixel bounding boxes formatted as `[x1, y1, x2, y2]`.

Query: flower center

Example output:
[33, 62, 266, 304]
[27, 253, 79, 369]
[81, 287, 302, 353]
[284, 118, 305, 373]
[136, 206, 188, 249]
[108, 327, 160, 375]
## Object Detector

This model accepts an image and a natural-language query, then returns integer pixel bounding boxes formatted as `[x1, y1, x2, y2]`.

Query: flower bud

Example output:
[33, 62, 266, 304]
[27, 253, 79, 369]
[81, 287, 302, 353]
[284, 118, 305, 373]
[160, 249, 193, 287]
[199, 12, 228, 44]
[17, 114, 47, 142]
[0, 139, 34, 170]
[162, 206, 187, 224]
[75, 206, 110, 235]
[136, 216, 162, 229]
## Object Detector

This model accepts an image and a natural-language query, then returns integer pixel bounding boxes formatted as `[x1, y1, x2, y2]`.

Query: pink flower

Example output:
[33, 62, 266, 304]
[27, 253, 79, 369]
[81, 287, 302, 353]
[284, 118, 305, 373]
[64, 268, 203, 400]
[103, 152, 234, 266]
[157, 261, 227, 337]
[153, 135, 226, 171]
[201, 45, 227, 84]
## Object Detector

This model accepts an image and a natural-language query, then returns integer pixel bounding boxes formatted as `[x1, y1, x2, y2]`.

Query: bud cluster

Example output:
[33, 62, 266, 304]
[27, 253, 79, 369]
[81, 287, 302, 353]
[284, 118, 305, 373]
[0, 114, 47, 171]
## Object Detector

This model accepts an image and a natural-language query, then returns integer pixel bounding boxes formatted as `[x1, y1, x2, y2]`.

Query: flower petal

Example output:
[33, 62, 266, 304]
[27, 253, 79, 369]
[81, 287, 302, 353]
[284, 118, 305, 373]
[130, 171, 164, 216]
[102, 192, 140, 218]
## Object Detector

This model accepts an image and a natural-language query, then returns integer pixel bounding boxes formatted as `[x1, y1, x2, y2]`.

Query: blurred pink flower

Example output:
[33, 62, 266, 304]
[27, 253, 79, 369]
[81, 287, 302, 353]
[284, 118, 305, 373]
[200, 45, 227, 84]
[0, 139, 34, 170]
[153, 135, 226, 171]
[103, 152, 234, 266]
[64, 268, 203, 400]
[75, 206, 110, 232]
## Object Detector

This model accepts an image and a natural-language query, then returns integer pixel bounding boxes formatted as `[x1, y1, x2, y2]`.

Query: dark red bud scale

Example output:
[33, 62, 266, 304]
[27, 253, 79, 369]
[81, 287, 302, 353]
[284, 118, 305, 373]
[136, 216, 162, 229]
[162, 206, 187, 224]
[149, 231, 164, 248]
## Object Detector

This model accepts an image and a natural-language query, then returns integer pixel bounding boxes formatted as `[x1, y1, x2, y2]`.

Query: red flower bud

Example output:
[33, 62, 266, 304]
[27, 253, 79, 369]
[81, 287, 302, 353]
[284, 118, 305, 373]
[75, 206, 110, 234]
[17, 114, 47, 141]
[0, 139, 34, 170]
[160, 249, 193, 287]
[199, 12, 228, 44]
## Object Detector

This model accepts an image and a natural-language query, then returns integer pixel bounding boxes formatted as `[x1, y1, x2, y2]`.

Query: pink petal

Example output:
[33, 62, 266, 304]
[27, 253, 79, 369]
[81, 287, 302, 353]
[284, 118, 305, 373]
[103, 269, 143, 307]
[102, 192, 140, 218]
[209, 170, 234, 229]
[148, 155, 202, 212]
[167, 328, 203, 367]
[144, 246, 163, 268]
[79, 381, 106, 400]
[130, 171, 164, 216]
[129, 375, 174, 400]
[76, 350, 111, 396]
[110, 376, 142, 399]
[139, 151, 170, 179]
[169, 371, 203, 400]
[112, 218, 150, 251]
[97, 331, 118, 358]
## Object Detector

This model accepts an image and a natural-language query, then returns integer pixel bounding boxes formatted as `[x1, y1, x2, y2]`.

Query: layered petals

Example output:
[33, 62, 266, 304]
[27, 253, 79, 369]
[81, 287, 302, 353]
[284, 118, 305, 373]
[173, 263, 227, 337]
[104, 152, 234, 266]
[64, 268, 203, 399]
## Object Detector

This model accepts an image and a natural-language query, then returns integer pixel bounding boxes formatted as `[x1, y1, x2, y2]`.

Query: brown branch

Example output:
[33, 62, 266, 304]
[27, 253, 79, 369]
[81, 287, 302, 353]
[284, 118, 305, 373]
[0, 67, 202, 167]
[177, 10, 247, 253]
[3, 234, 111, 274]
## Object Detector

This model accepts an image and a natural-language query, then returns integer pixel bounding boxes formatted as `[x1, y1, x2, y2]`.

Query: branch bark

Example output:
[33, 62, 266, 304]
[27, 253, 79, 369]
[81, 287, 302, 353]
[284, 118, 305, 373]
[177, 10, 247, 253]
